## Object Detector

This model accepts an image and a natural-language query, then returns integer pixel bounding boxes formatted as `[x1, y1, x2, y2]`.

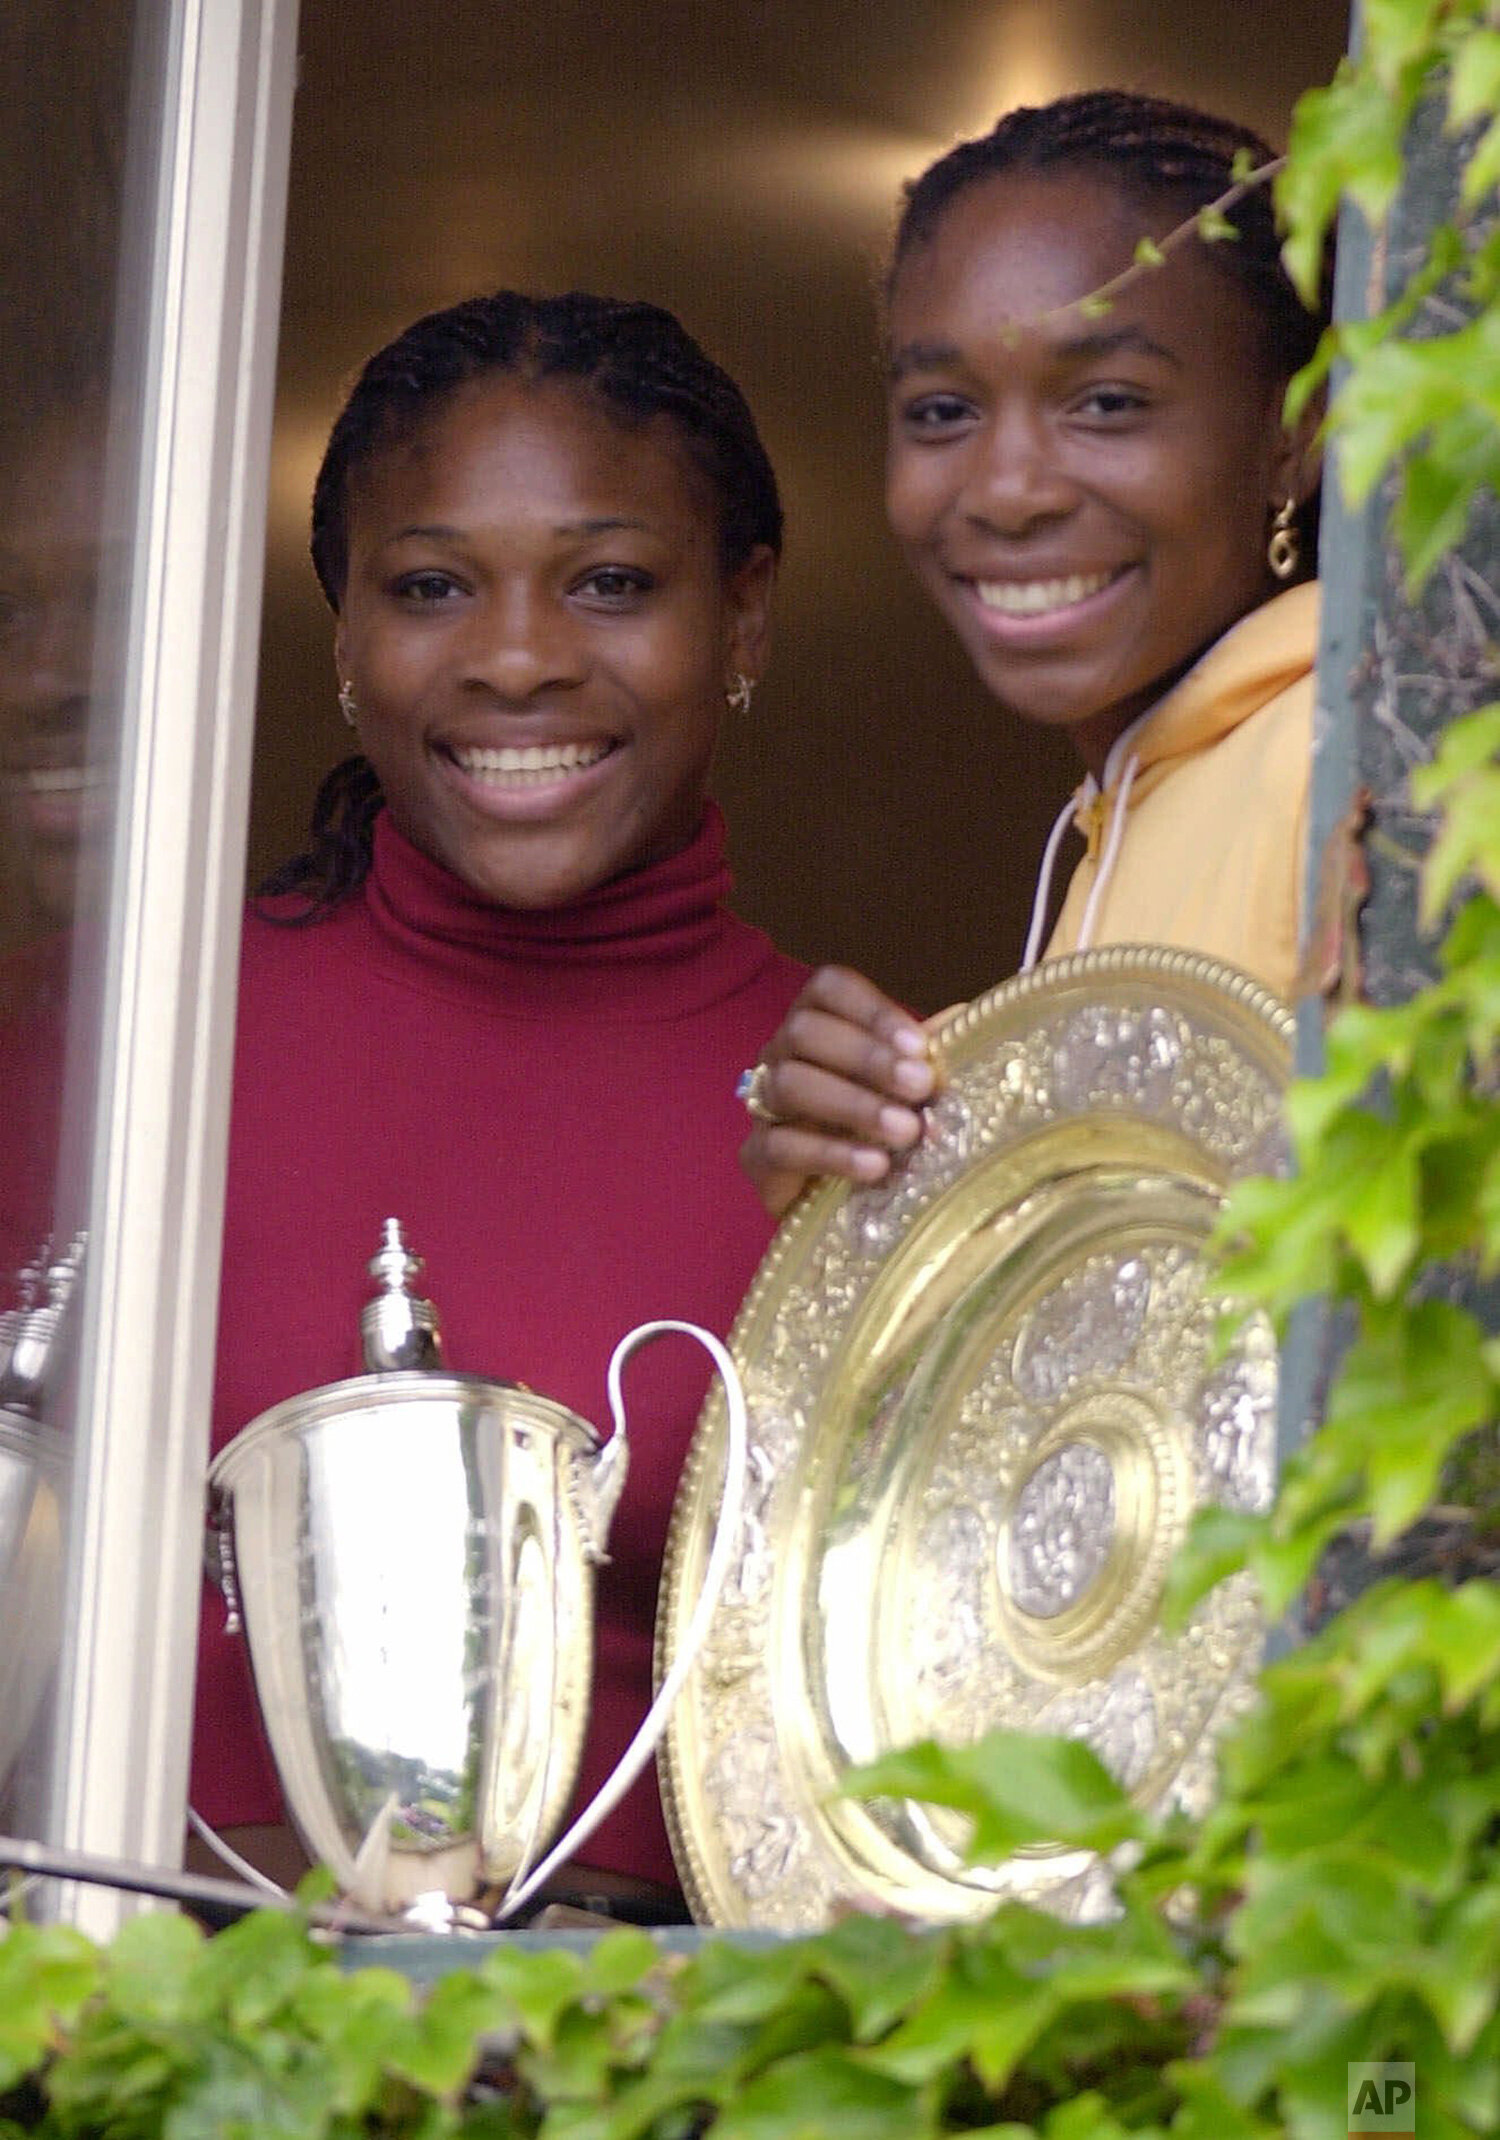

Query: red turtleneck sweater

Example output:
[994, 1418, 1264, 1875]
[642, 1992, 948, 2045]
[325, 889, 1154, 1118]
[193, 805, 807, 1887]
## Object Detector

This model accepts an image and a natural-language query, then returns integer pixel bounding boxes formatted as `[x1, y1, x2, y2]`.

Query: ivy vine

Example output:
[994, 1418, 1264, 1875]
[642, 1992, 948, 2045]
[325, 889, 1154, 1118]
[6, 5, 1500, 2135]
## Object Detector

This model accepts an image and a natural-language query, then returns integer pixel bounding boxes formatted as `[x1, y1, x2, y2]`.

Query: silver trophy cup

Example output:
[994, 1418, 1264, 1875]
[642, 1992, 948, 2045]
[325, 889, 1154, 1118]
[0, 1237, 82, 1799]
[0, 1412, 65, 1797]
[208, 1221, 746, 1922]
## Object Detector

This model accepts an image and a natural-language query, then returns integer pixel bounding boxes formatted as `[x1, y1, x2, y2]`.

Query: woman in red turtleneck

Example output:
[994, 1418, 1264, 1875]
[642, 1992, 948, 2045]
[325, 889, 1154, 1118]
[190, 292, 807, 1914]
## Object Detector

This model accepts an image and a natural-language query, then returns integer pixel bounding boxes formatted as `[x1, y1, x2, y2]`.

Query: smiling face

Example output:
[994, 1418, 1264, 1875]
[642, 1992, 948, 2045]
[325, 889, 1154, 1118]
[334, 373, 773, 910]
[0, 407, 112, 925]
[885, 168, 1312, 773]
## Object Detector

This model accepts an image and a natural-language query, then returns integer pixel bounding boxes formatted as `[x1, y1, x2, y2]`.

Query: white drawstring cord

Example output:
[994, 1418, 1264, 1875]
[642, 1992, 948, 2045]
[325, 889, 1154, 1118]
[1029, 702, 1158, 965]
[0, 1874, 41, 1916]
[1075, 751, 1139, 952]
[1020, 779, 1093, 974]
[186, 1804, 290, 1900]
[492, 1319, 748, 1923]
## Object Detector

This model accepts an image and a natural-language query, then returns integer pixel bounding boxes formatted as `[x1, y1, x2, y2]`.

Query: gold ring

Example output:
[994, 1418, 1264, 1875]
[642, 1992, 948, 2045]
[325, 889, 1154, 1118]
[735, 1061, 785, 1126]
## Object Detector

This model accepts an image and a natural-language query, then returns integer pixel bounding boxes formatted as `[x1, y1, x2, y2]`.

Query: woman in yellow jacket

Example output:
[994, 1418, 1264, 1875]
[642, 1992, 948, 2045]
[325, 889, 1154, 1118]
[742, 89, 1328, 1215]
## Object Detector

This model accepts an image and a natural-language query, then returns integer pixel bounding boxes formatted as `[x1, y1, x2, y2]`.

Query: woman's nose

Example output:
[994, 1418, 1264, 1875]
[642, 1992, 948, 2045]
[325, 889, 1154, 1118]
[458, 588, 586, 701]
[958, 410, 1075, 534]
[0, 587, 95, 720]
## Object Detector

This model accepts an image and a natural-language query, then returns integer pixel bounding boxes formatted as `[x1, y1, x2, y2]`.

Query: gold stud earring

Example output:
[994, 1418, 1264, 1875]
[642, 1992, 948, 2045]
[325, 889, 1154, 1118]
[338, 678, 359, 728]
[725, 672, 755, 713]
[1267, 497, 1300, 581]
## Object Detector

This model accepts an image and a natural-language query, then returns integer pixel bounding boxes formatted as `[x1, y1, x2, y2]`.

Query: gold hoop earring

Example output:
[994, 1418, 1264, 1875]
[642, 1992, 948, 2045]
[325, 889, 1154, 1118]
[1267, 497, 1300, 581]
[725, 672, 755, 714]
[338, 678, 359, 728]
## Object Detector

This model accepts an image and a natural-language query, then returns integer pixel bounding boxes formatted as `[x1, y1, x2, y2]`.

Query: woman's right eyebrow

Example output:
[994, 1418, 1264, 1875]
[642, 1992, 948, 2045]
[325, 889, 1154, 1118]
[887, 338, 962, 382]
[382, 516, 652, 543]
[889, 323, 1181, 383]
[386, 522, 463, 544]
[1051, 325, 1181, 368]
[556, 516, 651, 537]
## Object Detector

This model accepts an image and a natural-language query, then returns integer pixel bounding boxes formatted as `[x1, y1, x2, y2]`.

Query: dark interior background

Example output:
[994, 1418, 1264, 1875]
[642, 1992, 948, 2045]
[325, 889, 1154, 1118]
[253, 0, 1351, 1016]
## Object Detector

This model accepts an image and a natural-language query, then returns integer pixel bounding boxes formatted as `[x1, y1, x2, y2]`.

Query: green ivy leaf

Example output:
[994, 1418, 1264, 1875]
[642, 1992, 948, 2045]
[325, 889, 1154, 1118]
[1283, 328, 1338, 428]
[1042, 2093, 1154, 2140]
[289, 1964, 416, 2116]
[871, 1931, 1052, 2089]
[547, 2018, 738, 2140]
[1329, 342, 1458, 507]
[1195, 206, 1239, 243]
[1337, 1116, 1423, 1297]
[1421, 767, 1500, 924]
[1325, 1301, 1497, 1541]
[0, 1922, 98, 2090]
[1252, 1741, 1482, 1898]
[1463, 112, 1500, 206]
[680, 1936, 821, 2025]
[1416, 1886, 1500, 2052]
[392, 1967, 512, 2099]
[804, 1914, 950, 2042]
[1371, 0, 1462, 82]
[1230, 1847, 1422, 2008]
[1279, 66, 1407, 301]
[580, 1927, 659, 2001]
[519, 1995, 657, 2107]
[1450, 24, 1500, 125]
[194, 1906, 322, 2030]
[710, 2046, 929, 2140]
[845, 1728, 1140, 1862]
[100, 1909, 208, 2024]
[43, 2024, 181, 2129]
[1161, 1506, 1264, 1630]
[157, 2036, 339, 2140]
[480, 1944, 587, 2051]
[1468, 221, 1500, 303]
[1478, 1145, 1500, 1266]
[291, 1863, 338, 1907]
[1424, 1581, 1500, 1709]
[1412, 702, 1500, 802]
[1213, 1170, 1341, 1325]
[730, 1980, 854, 2084]
[1440, 890, 1500, 1008]
[1251, 1496, 1360, 1621]
[1167, 2058, 1281, 2138]
[1393, 404, 1500, 590]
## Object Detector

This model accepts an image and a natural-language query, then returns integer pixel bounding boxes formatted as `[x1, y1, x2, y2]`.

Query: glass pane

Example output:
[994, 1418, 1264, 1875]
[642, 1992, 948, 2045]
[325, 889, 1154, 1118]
[0, 1, 294, 1924]
[0, 2, 150, 1842]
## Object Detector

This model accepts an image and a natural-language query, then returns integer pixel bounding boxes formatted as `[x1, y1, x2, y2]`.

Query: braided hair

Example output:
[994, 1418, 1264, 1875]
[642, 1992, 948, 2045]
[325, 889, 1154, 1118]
[261, 290, 783, 918]
[890, 89, 1328, 388]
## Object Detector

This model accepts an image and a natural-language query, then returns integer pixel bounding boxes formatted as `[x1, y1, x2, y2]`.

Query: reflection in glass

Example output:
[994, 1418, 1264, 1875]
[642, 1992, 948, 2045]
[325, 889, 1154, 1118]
[0, 405, 113, 943]
[0, 0, 137, 1829]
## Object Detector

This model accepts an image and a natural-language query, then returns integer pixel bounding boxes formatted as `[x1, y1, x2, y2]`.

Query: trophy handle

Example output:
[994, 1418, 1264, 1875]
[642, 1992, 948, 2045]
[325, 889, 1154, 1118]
[570, 1362, 632, 1564]
[493, 1319, 748, 1923]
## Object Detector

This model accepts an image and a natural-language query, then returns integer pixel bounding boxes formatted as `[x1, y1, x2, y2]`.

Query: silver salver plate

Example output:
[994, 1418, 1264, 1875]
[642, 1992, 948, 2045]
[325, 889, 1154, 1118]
[655, 947, 1292, 1930]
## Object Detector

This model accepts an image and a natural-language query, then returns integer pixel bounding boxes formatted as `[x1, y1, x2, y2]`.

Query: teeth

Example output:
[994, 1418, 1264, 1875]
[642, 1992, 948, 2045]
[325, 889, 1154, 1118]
[21, 766, 97, 795]
[975, 571, 1116, 616]
[451, 740, 612, 784]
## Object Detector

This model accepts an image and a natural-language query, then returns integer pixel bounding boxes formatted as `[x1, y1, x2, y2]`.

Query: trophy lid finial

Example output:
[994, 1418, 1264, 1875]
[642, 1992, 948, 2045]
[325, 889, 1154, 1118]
[360, 1219, 445, 1373]
[0, 1230, 86, 1415]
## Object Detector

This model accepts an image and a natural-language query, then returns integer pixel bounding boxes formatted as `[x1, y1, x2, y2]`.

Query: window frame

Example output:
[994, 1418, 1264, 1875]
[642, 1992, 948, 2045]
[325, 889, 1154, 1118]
[38, 0, 298, 1936]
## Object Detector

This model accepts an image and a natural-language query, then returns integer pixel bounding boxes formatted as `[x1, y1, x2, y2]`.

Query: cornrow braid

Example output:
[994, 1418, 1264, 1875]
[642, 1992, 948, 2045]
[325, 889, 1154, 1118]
[891, 88, 1329, 388]
[311, 289, 782, 608]
[254, 754, 382, 919]
[271, 290, 782, 921]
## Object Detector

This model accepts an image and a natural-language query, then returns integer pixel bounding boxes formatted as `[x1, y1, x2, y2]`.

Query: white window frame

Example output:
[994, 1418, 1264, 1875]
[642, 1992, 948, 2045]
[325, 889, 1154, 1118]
[42, 0, 298, 1937]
